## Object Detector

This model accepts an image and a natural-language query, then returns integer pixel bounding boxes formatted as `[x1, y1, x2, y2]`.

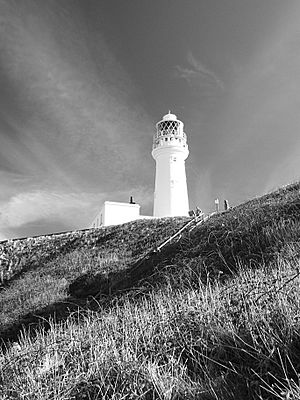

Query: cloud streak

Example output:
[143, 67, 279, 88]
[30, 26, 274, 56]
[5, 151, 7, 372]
[174, 51, 224, 92]
[0, 1, 154, 239]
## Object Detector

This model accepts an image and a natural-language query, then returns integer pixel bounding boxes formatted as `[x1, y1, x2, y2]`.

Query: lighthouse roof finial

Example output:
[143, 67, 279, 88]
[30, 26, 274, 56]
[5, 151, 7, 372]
[162, 110, 177, 121]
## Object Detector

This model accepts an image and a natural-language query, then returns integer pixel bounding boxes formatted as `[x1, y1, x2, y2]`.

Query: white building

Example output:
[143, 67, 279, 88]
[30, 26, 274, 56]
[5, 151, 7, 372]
[91, 111, 190, 227]
[91, 197, 153, 228]
[152, 111, 189, 217]
[91, 201, 141, 228]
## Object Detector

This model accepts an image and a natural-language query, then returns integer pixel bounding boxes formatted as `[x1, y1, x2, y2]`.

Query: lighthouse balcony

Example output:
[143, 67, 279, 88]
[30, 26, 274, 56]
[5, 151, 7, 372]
[154, 131, 187, 140]
[152, 136, 188, 150]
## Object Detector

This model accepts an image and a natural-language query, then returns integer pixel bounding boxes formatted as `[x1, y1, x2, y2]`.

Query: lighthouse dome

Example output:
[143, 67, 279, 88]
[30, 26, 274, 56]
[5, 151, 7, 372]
[162, 111, 177, 121]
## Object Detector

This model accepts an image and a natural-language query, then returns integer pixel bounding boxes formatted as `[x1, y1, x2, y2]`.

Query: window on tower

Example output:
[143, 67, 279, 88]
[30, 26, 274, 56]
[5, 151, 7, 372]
[158, 121, 180, 136]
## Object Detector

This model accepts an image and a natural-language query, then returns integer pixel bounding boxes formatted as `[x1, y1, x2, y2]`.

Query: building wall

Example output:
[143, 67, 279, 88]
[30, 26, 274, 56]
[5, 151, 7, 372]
[91, 201, 141, 228]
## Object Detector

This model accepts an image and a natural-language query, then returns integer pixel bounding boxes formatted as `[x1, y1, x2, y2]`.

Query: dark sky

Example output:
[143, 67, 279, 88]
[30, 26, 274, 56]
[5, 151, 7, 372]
[1, 0, 300, 239]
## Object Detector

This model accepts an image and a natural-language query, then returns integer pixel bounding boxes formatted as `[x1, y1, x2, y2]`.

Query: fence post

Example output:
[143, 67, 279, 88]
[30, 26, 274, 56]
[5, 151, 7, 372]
[215, 198, 219, 212]
[224, 199, 229, 211]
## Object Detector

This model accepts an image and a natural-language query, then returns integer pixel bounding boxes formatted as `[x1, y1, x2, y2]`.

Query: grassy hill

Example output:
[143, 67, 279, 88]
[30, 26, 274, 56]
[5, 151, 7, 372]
[0, 182, 300, 399]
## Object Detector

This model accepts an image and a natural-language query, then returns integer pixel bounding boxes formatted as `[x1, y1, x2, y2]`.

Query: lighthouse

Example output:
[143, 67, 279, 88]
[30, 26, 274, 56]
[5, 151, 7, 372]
[90, 111, 190, 228]
[152, 111, 189, 217]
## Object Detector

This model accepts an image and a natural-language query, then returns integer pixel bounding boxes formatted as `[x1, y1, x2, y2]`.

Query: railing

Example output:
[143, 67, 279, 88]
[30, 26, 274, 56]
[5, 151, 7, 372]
[154, 131, 187, 140]
[154, 213, 210, 252]
[126, 212, 212, 280]
[152, 136, 188, 150]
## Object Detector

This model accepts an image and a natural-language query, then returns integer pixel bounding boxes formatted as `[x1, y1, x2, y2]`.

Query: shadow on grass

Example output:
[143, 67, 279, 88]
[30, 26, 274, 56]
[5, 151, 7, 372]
[0, 237, 81, 292]
[68, 249, 169, 298]
[0, 220, 191, 351]
[0, 246, 174, 351]
[0, 297, 87, 348]
[0, 231, 119, 291]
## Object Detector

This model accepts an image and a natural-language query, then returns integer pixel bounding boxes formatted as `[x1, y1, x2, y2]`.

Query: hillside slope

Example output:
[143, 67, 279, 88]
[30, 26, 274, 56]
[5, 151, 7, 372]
[0, 218, 189, 342]
[0, 182, 300, 400]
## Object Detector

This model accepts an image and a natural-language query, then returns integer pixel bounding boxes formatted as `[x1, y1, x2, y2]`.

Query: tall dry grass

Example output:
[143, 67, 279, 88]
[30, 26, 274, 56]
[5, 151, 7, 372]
[1, 247, 300, 399]
[0, 183, 300, 399]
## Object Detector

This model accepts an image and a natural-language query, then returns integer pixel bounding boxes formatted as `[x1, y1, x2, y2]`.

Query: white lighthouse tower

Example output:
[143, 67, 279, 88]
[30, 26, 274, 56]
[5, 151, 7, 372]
[152, 111, 189, 217]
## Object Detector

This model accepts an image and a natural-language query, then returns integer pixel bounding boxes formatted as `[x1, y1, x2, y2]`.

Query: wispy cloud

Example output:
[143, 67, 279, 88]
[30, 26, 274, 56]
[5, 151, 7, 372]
[174, 51, 224, 92]
[0, 7, 151, 184]
[0, 1, 154, 239]
[0, 191, 101, 234]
